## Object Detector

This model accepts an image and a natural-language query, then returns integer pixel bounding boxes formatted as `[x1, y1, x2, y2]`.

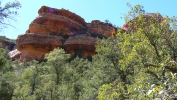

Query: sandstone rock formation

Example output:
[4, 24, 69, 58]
[16, 33, 64, 62]
[64, 35, 97, 58]
[0, 37, 15, 50]
[10, 6, 117, 62]
[10, 6, 166, 62]
[12, 6, 87, 62]
[12, 5, 167, 62]
[28, 6, 87, 36]
[87, 20, 117, 37]
[38, 6, 86, 27]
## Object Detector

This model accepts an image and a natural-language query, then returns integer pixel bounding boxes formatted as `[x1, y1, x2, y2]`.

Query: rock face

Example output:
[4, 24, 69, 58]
[122, 13, 164, 32]
[87, 20, 117, 37]
[11, 6, 117, 62]
[0, 38, 15, 50]
[64, 35, 97, 58]
[38, 6, 86, 27]
[28, 6, 87, 36]
[12, 6, 92, 62]
[16, 33, 64, 62]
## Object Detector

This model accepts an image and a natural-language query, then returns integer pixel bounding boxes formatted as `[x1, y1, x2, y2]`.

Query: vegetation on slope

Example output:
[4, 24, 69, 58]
[1, 3, 177, 100]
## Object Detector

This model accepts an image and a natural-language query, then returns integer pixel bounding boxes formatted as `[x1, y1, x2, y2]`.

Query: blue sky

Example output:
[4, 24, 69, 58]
[1, 0, 177, 39]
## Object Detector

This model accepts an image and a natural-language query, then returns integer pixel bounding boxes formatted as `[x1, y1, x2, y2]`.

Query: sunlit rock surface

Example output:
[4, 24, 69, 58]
[16, 33, 64, 62]
[87, 20, 117, 37]
[11, 6, 118, 62]
[64, 35, 97, 58]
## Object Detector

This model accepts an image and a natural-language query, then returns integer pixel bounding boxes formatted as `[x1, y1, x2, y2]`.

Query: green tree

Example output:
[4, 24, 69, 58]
[13, 48, 71, 100]
[75, 37, 123, 99]
[0, 48, 17, 100]
[45, 48, 71, 85]
[97, 4, 177, 100]
[65, 57, 91, 100]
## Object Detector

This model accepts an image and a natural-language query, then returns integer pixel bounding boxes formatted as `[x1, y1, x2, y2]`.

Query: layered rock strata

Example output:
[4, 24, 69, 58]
[12, 5, 90, 62]
[0, 38, 15, 50]
[64, 35, 97, 58]
[87, 20, 117, 37]
[16, 33, 64, 62]
[28, 6, 87, 36]
[38, 6, 86, 26]
[11, 6, 117, 62]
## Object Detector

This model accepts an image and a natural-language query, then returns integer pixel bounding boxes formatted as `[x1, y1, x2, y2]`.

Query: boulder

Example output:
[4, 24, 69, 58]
[8, 49, 21, 60]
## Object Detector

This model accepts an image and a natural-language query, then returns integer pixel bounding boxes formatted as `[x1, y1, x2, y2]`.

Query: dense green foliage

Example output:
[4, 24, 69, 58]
[0, 48, 15, 100]
[1, 3, 177, 100]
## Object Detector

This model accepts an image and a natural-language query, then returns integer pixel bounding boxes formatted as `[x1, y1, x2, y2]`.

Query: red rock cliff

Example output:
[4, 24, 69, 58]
[87, 20, 117, 37]
[16, 33, 64, 62]
[14, 6, 89, 62]
[13, 6, 165, 62]
[28, 6, 87, 36]
[64, 35, 97, 58]
[0, 37, 15, 50]
[13, 6, 163, 62]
